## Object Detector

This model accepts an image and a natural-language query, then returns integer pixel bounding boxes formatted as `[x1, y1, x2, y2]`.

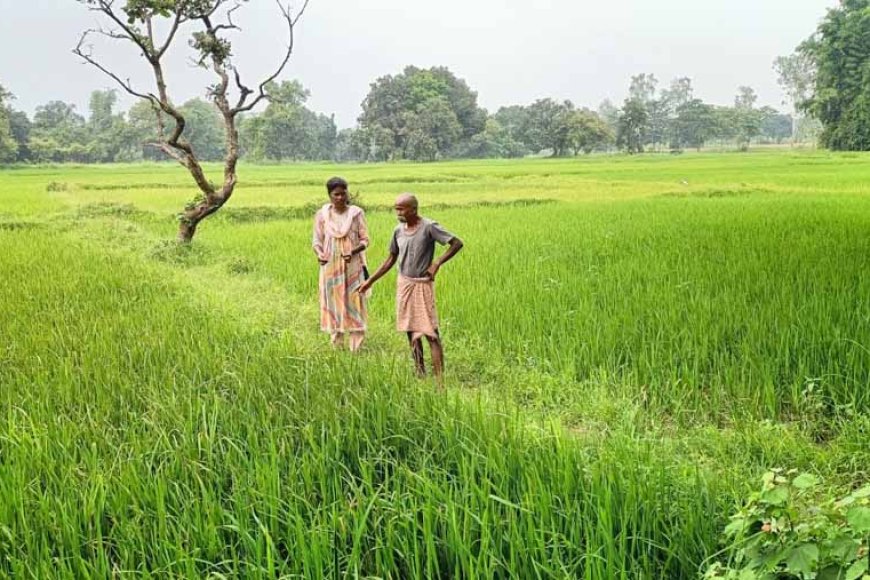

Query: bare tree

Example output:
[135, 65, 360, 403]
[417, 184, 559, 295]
[74, 0, 309, 242]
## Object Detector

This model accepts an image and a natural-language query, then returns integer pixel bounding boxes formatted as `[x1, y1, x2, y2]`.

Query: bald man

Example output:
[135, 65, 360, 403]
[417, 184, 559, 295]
[358, 194, 464, 381]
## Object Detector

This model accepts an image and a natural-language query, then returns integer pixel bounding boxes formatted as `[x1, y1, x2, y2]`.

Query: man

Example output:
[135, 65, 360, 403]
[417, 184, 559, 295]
[358, 193, 463, 380]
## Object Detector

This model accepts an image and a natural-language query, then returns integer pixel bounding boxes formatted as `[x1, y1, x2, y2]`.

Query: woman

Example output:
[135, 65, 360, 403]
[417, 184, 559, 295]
[312, 177, 370, 351]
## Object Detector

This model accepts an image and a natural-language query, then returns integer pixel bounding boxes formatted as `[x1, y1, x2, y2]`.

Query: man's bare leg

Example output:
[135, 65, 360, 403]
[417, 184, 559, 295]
[330, 332, 344, 348]
[427, 333, 444, 385]
[407, 332, 426, 377]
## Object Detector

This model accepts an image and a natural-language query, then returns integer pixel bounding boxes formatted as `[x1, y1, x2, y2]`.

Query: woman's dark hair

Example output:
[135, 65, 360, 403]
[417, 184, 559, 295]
[326, 176, 348, 194]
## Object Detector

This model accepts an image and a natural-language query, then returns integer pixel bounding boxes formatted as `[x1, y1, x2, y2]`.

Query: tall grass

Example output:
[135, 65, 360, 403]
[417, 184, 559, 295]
[2, 150, 870, 577]
[194, 192, 870, 422]
[0, 232, 729, 578]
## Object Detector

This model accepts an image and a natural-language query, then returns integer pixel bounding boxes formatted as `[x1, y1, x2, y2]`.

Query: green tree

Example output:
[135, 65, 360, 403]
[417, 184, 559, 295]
[0, 84, 18, 163]
[31, 101, 90, 162]
[404, 97, 462, 161]
[350, 124, 395, 162]
[240, 80, 337, 161]
[758, 106, 793, 143]
[520, 98, 574, 156]
[617, 98, 648, 154]
[624, 74, 659, 150]
[774, 51, 816, 142]
[178, 98, 226, 161]
[800, 0, 870, 150]
[359, 66, 486, 160]
[87, 89, 132, 162]
[453, 118, 527, 159]
[7, 110, 32, 162]
[567, 108, 614, 154]
[646, 97, 672, 151]
[734, 86, 761, 150]
[671, 99, 717, 151]
[711, 105, 739, 144]
[333, 128, 358, 162]
[597, 99, 620, 138]
[493, 105, 530, 144]
[629, 73, 658, 103]
[126, 99, 165, 161]
[661, 77, 694, 148]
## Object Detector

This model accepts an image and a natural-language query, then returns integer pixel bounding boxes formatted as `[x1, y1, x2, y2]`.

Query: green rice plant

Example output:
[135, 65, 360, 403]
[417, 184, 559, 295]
[2, 150, 870, 577]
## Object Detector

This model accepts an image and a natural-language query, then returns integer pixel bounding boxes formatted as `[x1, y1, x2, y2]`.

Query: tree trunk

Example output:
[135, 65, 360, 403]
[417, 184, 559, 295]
[176, 193, 230, 243]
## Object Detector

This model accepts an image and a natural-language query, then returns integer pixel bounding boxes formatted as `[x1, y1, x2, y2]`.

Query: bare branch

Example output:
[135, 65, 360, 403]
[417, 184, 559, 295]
[87, 0, 155, 61]
[156, 6, 187, 58]
[89, 26, 129, 42]
[225, 2, 244, 27]
[233, 67, 254, 108]
[291, 0, 311, 27]
[188, 0, 229, 20]
[211, 22, 241, 33]
[231, 0, 309, 115]
[212, 2, 243, 33]
[73, 30, 157, 103]
[151, 142, 187, 166]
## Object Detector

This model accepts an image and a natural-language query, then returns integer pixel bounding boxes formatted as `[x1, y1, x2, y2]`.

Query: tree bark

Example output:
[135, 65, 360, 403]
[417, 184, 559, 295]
[177, 197, 226, 243]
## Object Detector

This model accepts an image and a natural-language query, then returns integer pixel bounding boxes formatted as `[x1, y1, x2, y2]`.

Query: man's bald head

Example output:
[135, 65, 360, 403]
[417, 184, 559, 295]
[395, 193, 418, 209]
[394, 193, 419, 224]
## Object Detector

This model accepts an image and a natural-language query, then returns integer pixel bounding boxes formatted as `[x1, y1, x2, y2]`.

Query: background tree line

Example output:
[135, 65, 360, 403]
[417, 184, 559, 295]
[0, 68, 797, 165]
[5, 0, 870, 164]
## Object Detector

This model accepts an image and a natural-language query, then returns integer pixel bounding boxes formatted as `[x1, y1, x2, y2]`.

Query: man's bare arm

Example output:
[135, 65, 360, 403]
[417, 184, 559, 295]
[358, 253, 397, 292]
[426, 237, 464, 279]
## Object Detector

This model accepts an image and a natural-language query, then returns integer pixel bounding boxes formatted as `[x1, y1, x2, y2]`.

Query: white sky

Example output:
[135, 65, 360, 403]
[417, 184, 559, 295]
[0, 0, 835, 128]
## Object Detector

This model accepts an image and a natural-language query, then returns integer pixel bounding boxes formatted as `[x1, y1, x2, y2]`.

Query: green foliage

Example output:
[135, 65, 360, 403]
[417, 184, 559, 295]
[707, 471, 870, 580]
[240, 81, 337, 162]
[452, 118, 528, 159]
[358, 66, 487, 161]
[6, 110, 31, 162]
[734, 86, 763, 151]
[190, 30, 232, 67]
[800, 0, 870, 150]
[774, 52, 816, 115]
[672, 99, 718, 150]
[759, 106, 795, 144]
[492, 100, 611, 157]
[404, 96, 462, 161]
[87, 89, 137, 162]
[125, 99, 165, 161]
[567, 108, 614, 154]
[520, 98, 575, 156]
[613, 75, 778, 153]
[0, 83, 17, 163]
[617, 97, 648, 153]
[29, 100, 94, 162]
[178, 98, 226, 161]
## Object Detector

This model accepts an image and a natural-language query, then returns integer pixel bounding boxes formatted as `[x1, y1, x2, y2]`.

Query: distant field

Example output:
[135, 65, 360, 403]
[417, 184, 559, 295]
[2, 150, 869, 577]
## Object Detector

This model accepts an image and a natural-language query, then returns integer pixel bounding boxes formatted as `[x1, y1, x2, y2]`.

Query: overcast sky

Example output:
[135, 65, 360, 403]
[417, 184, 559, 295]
[0, 0, 835, 128]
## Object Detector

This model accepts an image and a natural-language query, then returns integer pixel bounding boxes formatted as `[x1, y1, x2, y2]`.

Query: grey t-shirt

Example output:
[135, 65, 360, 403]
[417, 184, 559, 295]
[389, 218, 456, 278]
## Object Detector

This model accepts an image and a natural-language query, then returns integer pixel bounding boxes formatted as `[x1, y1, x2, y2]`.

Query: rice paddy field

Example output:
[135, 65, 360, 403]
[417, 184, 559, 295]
[1, 150, 869, 578]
